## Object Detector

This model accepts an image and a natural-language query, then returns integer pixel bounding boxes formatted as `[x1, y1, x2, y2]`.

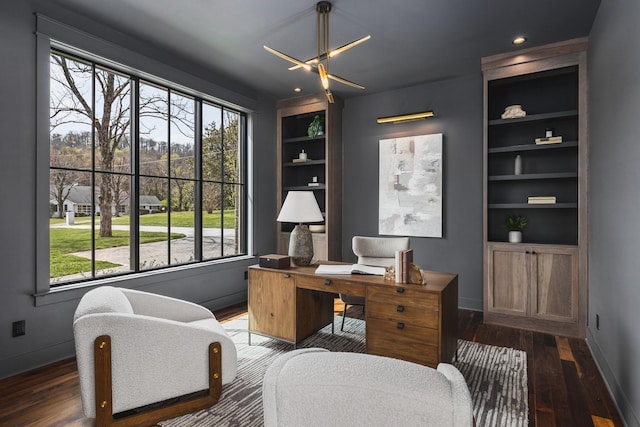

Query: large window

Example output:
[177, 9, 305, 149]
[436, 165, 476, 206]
[49, 49, 247, 286]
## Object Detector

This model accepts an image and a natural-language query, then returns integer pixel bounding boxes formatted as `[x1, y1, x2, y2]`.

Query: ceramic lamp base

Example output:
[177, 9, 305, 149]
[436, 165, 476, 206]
[288, 224, 314, 266]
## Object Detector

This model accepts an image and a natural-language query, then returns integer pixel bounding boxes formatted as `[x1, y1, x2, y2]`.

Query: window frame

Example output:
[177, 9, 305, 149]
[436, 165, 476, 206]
[35, 15, 255, 304]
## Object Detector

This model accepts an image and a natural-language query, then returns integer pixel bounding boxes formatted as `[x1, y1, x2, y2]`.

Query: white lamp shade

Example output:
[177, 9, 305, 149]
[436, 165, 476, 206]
[277, 191, 324, 223]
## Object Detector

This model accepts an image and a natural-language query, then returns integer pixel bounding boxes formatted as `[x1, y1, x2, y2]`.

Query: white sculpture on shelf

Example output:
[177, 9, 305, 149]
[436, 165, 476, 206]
[501, 104, 526, 119]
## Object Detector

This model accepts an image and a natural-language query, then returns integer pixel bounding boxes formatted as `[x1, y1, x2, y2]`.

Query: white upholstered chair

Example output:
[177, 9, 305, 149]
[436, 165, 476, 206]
[263, 348, 474, 427]
[73, 286, 237, 426]
[340, 236, 410, 331]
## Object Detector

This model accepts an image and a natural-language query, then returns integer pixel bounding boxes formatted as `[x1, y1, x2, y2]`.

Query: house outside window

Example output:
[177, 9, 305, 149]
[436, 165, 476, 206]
[48, 48, 247, 286]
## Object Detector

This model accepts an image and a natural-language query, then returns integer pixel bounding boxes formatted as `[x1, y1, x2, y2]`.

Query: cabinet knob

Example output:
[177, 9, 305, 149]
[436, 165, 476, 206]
[396, 322, 405, 330]
[525, 251, 530, 254]
[324, 279, 332, 286]
[396, 305, 405, 313]
[396, 288, 405, 294]
[531, 251, 536, 255]
[283, 273, 291, 278]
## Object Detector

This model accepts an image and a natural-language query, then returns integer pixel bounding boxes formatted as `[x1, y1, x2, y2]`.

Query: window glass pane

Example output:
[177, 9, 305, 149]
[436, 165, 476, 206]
[202, 102, 223, 182]
[50, 170, 96, 284]
[49, 53, 93, 171]
[170, 179, 195, 264]
[223, 183, 242, 257]
[140, 82, 168, 176]
[223, 110, 241, 184]
[94, 66, 131, 174]
[139, 176, 169, 270]
[170, 92, 195, 179]
[95, 172, 133, 278]
[203, 181, 222, 260]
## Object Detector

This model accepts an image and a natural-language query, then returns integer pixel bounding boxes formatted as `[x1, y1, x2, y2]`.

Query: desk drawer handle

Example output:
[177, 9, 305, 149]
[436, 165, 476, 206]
[283, 274, 291, 278]
[397, 288, 405, 294]
[324, 279, 332, 286]
[396, 322, 405, 330]
[396, 305, 405, 313]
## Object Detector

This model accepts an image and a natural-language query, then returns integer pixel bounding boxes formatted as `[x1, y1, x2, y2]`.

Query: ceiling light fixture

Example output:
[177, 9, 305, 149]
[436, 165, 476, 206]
[512, 36, 527, 45]
[376, 111, 435, 124]
[264, 1, 369, 103]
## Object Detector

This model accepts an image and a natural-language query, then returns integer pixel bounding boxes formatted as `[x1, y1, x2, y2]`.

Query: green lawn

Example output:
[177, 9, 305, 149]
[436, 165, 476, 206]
[112, 210, 236, 228]
[50, 252, 118, 278]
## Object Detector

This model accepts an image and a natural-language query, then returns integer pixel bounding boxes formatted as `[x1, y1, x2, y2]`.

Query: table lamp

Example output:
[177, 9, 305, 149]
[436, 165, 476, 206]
[277, 191, 324, 266]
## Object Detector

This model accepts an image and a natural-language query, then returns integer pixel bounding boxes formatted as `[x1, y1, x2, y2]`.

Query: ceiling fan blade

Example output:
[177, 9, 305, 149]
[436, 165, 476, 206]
[327, 73, 365, 90]
[263, 45, 311, 70]
[287, 35, 371, 71]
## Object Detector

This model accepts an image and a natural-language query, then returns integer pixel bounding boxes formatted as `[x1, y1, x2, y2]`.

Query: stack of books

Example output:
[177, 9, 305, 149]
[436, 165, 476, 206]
[395, 249, 413, 284]
[528, 196, 557, 204]
[535, 136, 563, 145]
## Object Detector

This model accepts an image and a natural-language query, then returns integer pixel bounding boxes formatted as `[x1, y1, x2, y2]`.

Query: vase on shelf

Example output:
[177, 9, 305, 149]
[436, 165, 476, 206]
[514, 155, 522, 175]
[508, 231, 522, 243]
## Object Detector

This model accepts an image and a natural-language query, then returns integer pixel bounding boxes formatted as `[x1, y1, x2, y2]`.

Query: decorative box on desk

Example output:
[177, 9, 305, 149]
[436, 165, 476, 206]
[259, 254, 290, 269]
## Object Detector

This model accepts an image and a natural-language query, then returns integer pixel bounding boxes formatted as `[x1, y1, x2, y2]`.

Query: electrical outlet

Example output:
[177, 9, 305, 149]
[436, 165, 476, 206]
[596, 314, 600, 330]
[12, 320, 26, 337]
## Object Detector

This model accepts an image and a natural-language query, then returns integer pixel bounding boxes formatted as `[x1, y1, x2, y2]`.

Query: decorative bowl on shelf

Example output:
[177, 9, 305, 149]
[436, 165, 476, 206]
[309, 225, 326, 233]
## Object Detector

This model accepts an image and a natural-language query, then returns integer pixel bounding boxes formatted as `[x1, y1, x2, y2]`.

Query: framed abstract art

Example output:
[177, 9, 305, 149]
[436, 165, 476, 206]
[379, 133, 443, 238]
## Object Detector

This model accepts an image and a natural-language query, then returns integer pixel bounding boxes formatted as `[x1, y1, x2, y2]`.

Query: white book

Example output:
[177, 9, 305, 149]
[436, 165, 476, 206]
[395, 250, 402, 283]
[315, 264, 386, 276]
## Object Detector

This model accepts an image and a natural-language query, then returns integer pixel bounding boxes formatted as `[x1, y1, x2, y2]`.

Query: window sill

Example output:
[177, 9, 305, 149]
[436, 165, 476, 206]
[34, 255, 256, 306]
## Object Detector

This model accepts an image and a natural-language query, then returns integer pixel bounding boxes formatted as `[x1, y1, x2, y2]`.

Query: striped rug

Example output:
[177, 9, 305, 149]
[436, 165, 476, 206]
[162, 316, 528, 427]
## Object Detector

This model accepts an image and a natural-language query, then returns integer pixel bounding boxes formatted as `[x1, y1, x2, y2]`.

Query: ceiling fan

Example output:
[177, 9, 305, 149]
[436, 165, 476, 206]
[264, 1, 370, 103]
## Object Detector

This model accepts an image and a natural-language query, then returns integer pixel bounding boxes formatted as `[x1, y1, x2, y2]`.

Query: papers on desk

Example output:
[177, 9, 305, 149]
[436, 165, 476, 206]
[315, 264, 386, 276]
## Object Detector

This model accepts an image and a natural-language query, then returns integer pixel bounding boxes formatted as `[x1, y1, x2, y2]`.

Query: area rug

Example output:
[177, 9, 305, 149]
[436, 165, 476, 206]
[161, 316, 528, 427]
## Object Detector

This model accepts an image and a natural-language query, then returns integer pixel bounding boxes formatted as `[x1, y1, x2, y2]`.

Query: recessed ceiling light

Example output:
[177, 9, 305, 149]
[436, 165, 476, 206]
[512, 36, 527, 45]
[294, 87, 302, 93]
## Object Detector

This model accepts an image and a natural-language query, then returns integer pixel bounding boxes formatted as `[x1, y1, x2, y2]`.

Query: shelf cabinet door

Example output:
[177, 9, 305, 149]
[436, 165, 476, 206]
[487, 244, 529, 316]
[530, 245, 578, 323]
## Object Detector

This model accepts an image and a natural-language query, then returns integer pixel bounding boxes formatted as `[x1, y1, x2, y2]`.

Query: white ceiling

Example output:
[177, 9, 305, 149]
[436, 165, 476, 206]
[49, 0, 601, 100]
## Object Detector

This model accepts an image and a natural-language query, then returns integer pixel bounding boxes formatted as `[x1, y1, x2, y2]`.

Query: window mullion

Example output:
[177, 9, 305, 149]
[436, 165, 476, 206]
[131, 77, 140, 272]
[195, 98, 203, 261]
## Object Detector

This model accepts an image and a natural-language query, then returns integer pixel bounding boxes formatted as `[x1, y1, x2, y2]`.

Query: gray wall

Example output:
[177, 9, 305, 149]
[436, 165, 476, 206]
[588, 1, 640, 426]
[342, 75, 484, 310]
[0, 1, 277, 379]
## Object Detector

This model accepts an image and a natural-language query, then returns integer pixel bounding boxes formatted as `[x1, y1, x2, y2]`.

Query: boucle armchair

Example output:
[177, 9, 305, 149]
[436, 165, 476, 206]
[73, 286, 237, 427]
[263, 348, 474, 427]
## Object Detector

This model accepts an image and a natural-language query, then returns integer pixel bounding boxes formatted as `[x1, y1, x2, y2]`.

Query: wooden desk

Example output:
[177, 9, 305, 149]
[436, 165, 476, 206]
[247, 264, 458, 368]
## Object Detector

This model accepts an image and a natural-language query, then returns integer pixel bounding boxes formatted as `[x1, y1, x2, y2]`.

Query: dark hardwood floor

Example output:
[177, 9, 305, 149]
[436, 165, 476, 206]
[0, 302, 624, 427]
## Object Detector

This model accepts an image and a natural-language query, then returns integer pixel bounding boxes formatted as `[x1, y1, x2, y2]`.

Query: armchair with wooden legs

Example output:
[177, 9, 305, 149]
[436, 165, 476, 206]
[73, 286, 237, 427]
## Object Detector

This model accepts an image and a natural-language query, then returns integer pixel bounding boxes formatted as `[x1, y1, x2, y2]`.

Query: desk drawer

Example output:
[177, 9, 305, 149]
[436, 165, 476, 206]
[295, 275, 366, 297]
[367, 319, 439, 367]
[366, 317, 438, 343]
[367, 300, 438, 329]
[367, 285, 438, 309]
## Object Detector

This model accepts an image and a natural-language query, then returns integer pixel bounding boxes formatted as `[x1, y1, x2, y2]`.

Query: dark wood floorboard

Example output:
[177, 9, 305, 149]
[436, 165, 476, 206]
[0, 303, 624, 427]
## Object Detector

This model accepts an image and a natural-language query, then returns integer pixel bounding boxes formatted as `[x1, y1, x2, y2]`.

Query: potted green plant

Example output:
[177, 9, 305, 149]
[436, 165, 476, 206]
[307, 115, 324, 138]
[505, 214, 527, 243]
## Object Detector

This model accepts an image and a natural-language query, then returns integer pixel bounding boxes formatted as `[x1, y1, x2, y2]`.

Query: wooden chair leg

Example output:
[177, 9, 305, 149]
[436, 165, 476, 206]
[93, 336, 222, 427]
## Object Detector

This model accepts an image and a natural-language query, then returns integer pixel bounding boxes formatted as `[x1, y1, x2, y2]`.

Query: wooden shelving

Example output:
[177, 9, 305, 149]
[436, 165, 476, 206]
[276, 94, 343, 262]
[482, 38, 588, 338]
